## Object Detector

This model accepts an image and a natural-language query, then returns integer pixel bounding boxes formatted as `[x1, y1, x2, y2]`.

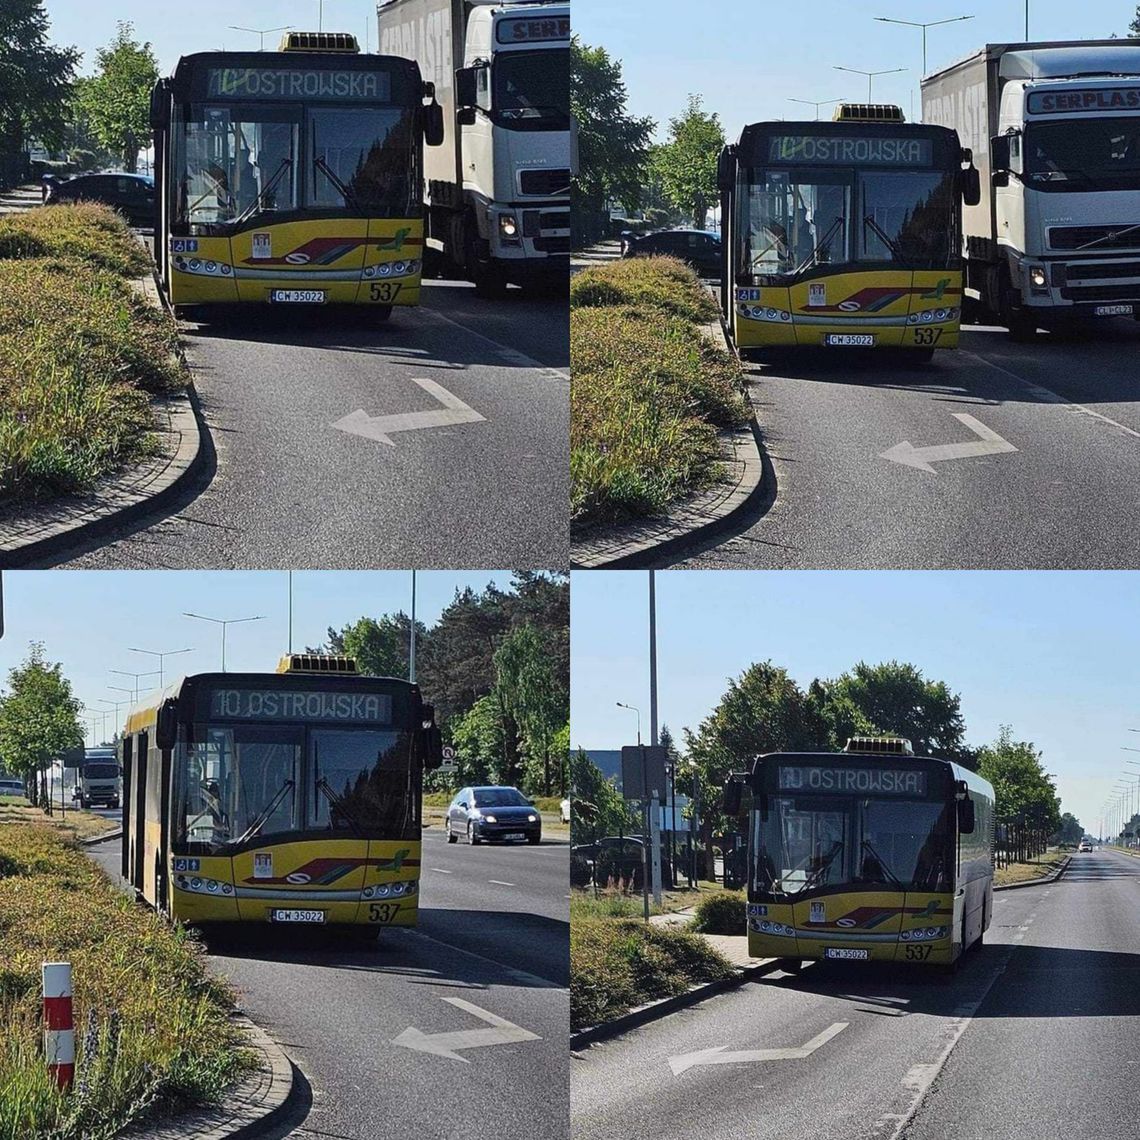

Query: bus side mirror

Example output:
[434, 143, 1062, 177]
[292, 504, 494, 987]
[958, 798, 976, 834]
[723, 777, 742, 816]
[455, 67, 478, 110]
[962, 167, 981, 207]
[717, 148, 736, 194]
[424, 103, 445, 148]
[420, 703, 444, 770]
[149, 79, 170, 131]
[155, 698, 177, 751]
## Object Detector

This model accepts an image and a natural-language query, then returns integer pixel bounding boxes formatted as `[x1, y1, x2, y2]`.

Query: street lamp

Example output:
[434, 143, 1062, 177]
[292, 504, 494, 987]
[788, 97, 847, 121]
[227, 25, 292, 51]
[615, 701, 641, 746]
[109, 669, 161, 703]
[127, 646, 193, 689]
[873, 15, 974, 76]
[183, 613, 265, 673]
[97, 698, 128, 739]
[833, 65, 908, 102]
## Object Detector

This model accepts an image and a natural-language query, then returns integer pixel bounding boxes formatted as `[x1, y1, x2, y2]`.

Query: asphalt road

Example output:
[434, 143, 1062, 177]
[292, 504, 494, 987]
[571, 848, 1140, 1140]
[49, 279, 568, 570]
[86, 826, 569, 1140]
[667, 319, 1140, 569]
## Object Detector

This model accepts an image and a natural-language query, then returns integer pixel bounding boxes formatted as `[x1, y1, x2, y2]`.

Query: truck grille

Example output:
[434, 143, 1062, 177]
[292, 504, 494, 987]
[520, 168, 571, 196]
[535, 235, 570, 254]
[1060, 283, 1140, 302]
[1048, 225, 1140, 252]
[1064, 262, 1140, 283]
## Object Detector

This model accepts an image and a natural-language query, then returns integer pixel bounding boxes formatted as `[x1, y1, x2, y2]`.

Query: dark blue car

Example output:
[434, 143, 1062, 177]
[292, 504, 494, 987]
[447, 785, 542, 845]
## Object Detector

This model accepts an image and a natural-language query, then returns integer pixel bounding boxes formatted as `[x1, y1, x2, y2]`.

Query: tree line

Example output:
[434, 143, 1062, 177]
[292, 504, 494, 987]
[572, 658, 1065, 876]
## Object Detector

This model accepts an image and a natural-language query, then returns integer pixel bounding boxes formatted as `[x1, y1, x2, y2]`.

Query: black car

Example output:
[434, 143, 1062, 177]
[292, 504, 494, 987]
[622, 229, 722, 278]
[45, 173, 155, 228]
[570, 836, 673, 888]
[446, 785, 542, 845]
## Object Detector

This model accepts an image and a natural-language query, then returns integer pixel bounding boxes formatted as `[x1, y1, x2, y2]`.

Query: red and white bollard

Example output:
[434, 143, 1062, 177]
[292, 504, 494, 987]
[42, 962, 74, 1090]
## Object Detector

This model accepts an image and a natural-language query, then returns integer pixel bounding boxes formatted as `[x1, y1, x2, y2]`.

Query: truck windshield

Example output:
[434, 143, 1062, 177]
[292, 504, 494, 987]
[83, 764, 119, 780]
[753, 794, 953, 896]
[493, 51, 569, 129]
[737, 165, 955, 281]
[1025, 118, 1140, 191]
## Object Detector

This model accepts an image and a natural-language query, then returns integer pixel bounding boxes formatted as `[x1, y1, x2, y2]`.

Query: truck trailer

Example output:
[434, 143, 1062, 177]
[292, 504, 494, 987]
[922, 41, 1140, 338]
[377, 0, 570, 296]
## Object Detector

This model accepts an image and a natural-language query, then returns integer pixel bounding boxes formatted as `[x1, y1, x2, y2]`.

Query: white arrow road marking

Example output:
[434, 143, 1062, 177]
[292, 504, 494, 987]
[669, 1021, 848, 1076]
[332, 377, 486, 445]
[880, 413, 1017, 474]
[391, 997, 540, 1063]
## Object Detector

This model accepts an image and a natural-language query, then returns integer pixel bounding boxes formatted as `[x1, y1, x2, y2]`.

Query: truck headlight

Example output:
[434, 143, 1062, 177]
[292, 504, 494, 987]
[499, 214, 519, 238]
[1029, 265, 1048, 291]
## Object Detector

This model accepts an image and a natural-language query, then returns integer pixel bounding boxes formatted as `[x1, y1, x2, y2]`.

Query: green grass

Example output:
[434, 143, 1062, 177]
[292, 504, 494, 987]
[0, 823, 248, 1140]
[570, 256, 749, 524]
[0, 232, 186, 506]
[570, 913, 735, 1031]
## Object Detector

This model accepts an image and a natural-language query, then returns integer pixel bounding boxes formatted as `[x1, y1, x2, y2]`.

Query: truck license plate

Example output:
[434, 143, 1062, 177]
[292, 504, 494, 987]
[1093, 304, 1133, 317]
[825, 947, 869, 960]
[824, 334, 875, 347]
[269, 289, 326, 304]
[270, 908, 325, 923]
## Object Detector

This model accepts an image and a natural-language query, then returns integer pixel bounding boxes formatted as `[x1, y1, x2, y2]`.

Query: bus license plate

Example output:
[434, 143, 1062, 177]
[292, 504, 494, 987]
[824, 334, 875, 347]
[1093, 303, 1133, 317]
[825, 947, 869, 960]
[504, 832, 525, 841]
[270, 908, 325, 923]
[270, 289, 326, 304]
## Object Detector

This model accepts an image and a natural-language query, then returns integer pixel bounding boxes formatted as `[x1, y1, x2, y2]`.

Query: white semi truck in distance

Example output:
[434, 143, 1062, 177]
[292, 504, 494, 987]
[377, 0, 570, 296]
[922, 41, 1140, 339]
[76, 746, 120, 809]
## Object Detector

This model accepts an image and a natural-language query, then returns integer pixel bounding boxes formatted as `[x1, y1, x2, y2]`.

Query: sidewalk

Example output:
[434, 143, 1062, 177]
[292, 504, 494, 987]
[649, 907, 772, 969]
[0, 184, 43, 213]
[571, 239, 621, 272]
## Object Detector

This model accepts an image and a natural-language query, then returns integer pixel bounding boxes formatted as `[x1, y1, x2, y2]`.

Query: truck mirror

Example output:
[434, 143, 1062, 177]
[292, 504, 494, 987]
[457, 106, 476, 128]
[962, 166, 981, 207]
[424, 103, 445, 147]
[155, 698, 177, 751]
[990, 134, 1011, 172]
[717, 147, 736, 194]
[455, 66, 478, 110]
[958, 798, 976, 834]
[723, 777, 742, 816]
[991, 169, 1010, 189]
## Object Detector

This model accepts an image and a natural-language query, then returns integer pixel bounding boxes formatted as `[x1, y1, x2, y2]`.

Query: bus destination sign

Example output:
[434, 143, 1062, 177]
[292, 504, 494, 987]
[767, 136, 933, 167]
[209, 689, 393, 723]
[496, 17, 571, 44]
[206, 69, 392, 101]
[779, 765, 928, 796]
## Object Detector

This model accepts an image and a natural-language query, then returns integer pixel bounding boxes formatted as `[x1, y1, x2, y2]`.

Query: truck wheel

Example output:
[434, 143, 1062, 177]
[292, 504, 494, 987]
[465, 228, 507, 299]
[999, 273, 1038, 342]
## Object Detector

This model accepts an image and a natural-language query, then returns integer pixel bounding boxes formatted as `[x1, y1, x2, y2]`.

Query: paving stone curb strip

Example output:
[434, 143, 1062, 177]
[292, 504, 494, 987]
[570, 316, 767, 569]
[0, 271, 207, 568]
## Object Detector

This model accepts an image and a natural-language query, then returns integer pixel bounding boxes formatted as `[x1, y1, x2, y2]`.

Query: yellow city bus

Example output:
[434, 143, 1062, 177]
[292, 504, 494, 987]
[724, 737, 994, 970]
[718, 105, 981, 360]
[120, 654, 442, 931]
[149, 32, 443, 318]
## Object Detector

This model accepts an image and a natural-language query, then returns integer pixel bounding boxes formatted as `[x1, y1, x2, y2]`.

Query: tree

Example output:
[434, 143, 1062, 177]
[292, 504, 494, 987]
[449, 694, 511, 788]
[811, 661, 971, 764]
[0, 643, 83, 808]
[0, 1, 77, 177]
[977, 725, 1061, 860]
[1053, 812, 1083, 846]
[319, 613, 425, 679]
[653, 95, 725, 229]
[74, 23, 157, 173]
[1130, 6, 1140, 36]
[570, 37, 655, 221]
[570, 747, 635, 846]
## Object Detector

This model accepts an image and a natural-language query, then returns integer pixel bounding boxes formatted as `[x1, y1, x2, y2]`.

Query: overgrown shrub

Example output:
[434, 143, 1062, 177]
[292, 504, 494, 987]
[690, 890, 746, 935]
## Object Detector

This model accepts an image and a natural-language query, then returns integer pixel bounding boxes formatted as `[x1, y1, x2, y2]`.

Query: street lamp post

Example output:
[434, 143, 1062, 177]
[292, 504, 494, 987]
[183, 613, 266, 672]
[127, 646, 193, 690]
[616, 701, 650, 920]
[833, 65, 908, 102]
[788, 97, 846, 121]
[227, 25, 292, 51]
[109, 669, 161, 704]
[873, 15, 974, 77]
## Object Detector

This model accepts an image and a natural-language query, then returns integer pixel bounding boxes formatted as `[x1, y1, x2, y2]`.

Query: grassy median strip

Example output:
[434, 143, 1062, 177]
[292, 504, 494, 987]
[0, 822, 247, 1140]
[994, 848, 1069, 886]
[0, 204, 185, 508]
[570, 891, 735, 1031]
[570, 257, 750, 525]
[0, 800, 119, 843]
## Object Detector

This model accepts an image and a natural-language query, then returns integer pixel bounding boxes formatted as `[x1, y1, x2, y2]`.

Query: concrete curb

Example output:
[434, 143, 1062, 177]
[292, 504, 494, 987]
[124, 1014, 294, 1140]
[80, 827, 123, 846]
[570, 957, 782, 1052]
[993, 853, 1071, 891]
[570, 317, 768, 569]
[0, 271, 209, 568]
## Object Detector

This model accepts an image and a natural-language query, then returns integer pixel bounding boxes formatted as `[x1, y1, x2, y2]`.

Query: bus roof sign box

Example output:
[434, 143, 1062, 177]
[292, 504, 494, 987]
[621, 745, 667, 801]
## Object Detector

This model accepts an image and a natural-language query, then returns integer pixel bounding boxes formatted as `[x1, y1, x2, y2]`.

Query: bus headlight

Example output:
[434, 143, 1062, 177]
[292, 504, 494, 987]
[363, 881, 418, 899]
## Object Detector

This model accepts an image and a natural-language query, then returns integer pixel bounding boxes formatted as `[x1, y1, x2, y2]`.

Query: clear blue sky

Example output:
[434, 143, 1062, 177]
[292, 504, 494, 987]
[575, 0, 1139, 139]
[43, 0, 385, 75]
[0, 569, 511, 745]
[570, 570, 1140, 839]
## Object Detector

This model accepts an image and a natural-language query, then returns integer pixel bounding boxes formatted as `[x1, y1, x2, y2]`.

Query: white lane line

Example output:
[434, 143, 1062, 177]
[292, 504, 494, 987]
[422, 308, 570, 383]
[488, 880, 516, 887]
[430, 868, 452, 874]
[669, 1022, 849, 1076]
[332, 377, 486, 445]
[962, 350, 1140, 440]
[880, 412, 1018, 473]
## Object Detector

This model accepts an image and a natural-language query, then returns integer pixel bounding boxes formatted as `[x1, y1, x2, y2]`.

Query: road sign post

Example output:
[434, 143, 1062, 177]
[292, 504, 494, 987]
[620, 745, 668, 919]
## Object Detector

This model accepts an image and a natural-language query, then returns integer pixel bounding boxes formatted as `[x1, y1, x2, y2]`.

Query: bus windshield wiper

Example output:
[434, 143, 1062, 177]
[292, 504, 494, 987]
[863, 214, 910, 266]
[1076, 220, 1140, 251]
[233, 780, 294, 847]
[316, 774, 366, 837]
[233, 157, 293, 225]
[791, 216, 845, 276]
[313, 156, 360, 210]
[801, 839, 845, 890]
[860, 839, 903, 887]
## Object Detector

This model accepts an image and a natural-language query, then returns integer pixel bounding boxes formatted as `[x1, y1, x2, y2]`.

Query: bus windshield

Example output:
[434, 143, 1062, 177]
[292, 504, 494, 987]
[753, 794, 953, 896]
[1025, 118, 1140, 191]
[309, 106, 416, 213]
[493, 51, 570, 128]
[737, 166, 955, 280]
